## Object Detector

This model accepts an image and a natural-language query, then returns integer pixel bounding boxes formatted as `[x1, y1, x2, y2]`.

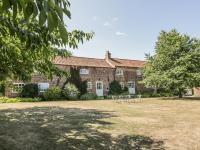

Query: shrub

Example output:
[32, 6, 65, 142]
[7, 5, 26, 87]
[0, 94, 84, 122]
[123, 86, 128, 92]
[43, 86, 61, 100]
[141, 91, 174, 98]
[63, 83, 80, 100]
[96, 96, 105, 100]
[109, 80, 122, 95]
[21, 83, 39, 98]
[80, 93, 97, 100]
[0, 97, 41, 103]
[65, 67, 87, 95]
[0, 82, 5, 96]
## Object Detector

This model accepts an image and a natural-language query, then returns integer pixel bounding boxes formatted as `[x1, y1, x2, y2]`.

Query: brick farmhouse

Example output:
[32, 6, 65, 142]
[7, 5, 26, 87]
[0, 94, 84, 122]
[6, 51, 148, 97]
[6, 51, 200, 97]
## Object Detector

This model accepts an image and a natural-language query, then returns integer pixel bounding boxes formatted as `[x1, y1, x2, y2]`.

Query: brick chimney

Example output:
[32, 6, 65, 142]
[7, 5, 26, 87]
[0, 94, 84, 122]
[105, 51, 115, 67]
[105, 51, 111, 60]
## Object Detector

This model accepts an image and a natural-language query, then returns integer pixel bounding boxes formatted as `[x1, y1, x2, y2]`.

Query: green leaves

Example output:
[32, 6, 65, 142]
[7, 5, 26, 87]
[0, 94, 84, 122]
[58, 22, 68, 43]
[1, 0, 11, 11]
[0, 0, 76, 45]
[0, 0, 94, 81]
[25, 2, 34, 20]
[48, 11, 57, 32]
[143, 29, 200, 97]
[39, 10, 47, 26]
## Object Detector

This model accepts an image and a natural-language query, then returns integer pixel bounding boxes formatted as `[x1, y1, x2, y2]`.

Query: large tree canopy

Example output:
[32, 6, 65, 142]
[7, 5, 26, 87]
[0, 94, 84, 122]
[0, 0, 93, 81]
[142, 29, 200, 98]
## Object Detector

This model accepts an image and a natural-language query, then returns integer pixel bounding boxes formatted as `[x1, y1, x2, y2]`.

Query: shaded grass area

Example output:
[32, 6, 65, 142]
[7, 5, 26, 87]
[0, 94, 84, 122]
[0, 106, 164, 150]
[161, 96, 200, 101]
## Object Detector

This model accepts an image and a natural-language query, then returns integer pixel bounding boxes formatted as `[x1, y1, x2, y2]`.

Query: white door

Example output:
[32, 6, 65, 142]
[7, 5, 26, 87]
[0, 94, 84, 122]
[96, 81, 103, 96]
[128, 81, 135, 94]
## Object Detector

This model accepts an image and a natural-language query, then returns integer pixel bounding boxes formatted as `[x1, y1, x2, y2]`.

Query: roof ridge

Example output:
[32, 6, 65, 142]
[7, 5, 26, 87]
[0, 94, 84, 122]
[112, 57, 145, 62]
[70, 56, 105, 60]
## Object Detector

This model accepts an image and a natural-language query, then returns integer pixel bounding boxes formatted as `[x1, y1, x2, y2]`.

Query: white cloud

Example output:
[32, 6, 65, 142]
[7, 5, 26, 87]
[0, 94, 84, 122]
[103, 22, 112, 27]
[112, 17, 119, 22]
[115, 31, 127, 36]
[103, 17, 119, 27]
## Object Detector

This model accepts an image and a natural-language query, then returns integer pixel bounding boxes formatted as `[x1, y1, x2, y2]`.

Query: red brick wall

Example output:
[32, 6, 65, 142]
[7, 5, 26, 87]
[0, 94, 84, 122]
[6, 65, 148, 97]
[114, 67, 146, 93]
[78, 67, 115, 95]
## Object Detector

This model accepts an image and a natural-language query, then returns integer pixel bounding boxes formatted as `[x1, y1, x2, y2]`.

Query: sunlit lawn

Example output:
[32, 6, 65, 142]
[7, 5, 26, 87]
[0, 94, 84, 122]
[0, 98, 200, 150]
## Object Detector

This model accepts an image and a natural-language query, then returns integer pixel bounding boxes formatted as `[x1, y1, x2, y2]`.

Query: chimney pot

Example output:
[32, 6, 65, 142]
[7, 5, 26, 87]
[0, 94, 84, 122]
[105, 51, 111, 60]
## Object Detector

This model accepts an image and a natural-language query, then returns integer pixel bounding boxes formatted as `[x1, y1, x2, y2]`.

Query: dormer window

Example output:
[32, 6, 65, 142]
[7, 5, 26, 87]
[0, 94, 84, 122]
[80, 69, 89, 75]
[116, 69, 123, 76]
[136, 69, 142, 76]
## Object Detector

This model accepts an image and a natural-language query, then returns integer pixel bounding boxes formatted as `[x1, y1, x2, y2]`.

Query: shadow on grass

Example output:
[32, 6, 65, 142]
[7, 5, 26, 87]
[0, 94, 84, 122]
[0, 107, 165, 150]
[161, 96, 200, 101]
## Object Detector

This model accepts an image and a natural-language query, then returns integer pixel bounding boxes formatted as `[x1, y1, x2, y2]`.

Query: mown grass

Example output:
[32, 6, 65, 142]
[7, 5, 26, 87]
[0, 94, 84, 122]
[0, 98, 200, 149]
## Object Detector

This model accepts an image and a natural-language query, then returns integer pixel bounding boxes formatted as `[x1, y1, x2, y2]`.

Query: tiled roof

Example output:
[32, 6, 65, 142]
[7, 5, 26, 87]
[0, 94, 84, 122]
[109, 58, 145, 68]
[54, 56, 113, 68]
[53, 56, 145, 68]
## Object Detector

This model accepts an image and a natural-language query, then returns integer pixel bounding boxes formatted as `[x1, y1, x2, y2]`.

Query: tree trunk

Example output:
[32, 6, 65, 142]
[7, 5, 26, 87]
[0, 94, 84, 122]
[178, 89, 183, 98]
[153, 87, 157, 94]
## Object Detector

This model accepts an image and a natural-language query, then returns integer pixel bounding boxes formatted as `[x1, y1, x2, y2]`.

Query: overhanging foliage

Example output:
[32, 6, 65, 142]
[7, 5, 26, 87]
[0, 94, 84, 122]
[0, 0, 94, 81]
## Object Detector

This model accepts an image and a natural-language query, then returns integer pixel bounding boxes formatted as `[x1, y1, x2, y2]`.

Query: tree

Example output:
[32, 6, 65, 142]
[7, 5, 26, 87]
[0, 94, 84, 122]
[109, 80, 122, 95]
[142, 54, 163, 94]
[142, 29, 200, 98]
[0, 0, 93, 81]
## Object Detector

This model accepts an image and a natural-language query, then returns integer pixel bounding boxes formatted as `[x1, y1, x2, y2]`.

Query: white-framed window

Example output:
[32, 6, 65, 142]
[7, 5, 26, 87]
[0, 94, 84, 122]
[127, 81, 135, 88]
[12, 83, 25, 93]
[120, 82, 125, 89]
[87, 82, 92, 90]
[80, 69, 89, 75]
[38, 83, 49, 92]
[116, 69, 123, 76]
[136, 69, 142, 76]
[96, 82, 103, 90]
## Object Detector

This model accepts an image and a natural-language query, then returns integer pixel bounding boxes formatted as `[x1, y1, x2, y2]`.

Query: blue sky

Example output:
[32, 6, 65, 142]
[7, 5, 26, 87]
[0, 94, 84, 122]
[66, 0, 200, 60]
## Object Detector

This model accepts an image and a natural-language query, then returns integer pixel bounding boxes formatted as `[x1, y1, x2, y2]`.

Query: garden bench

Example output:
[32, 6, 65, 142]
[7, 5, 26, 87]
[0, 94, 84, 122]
[112, 95, 141, 103]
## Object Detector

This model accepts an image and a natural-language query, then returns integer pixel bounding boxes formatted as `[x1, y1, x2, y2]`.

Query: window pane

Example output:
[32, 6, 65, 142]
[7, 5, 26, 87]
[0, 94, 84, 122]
[38, 83, 49, 92]
[12, 83, 24, 93]
[87, 82, 92, 90]
[80, 69, 89, 75]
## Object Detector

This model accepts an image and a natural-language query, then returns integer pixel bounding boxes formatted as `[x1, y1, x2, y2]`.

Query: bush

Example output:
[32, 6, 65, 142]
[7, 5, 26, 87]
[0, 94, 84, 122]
[109, 80, 122, 95]
[43, 86, 61, 100]
[0, 97, 41, 103]
[96, 96, 105, 100]
[67, 67, 87, 95]
[123, 86, 128, 92]
[141, 91, 173, 98]
[80, 93, 97, 100]
[0, 82, 5, 96]
[63, 83, 80, 100]
[21, 83, 39, 98]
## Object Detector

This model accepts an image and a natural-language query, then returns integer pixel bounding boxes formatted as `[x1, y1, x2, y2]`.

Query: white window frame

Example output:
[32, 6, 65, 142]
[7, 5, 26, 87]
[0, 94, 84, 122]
[80, 69, 89, 75]
[116, 69, 123, 76]
[136, 69, 142, 76]
[127, 81, 135, 88]
[38, 83, 49, 93]
[12, 83, 25, 93]
[87, 82, 93, 90]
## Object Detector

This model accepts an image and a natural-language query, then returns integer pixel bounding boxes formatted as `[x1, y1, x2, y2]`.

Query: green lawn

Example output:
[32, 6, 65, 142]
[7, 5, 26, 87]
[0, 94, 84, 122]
[0, 98, 200, 150]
